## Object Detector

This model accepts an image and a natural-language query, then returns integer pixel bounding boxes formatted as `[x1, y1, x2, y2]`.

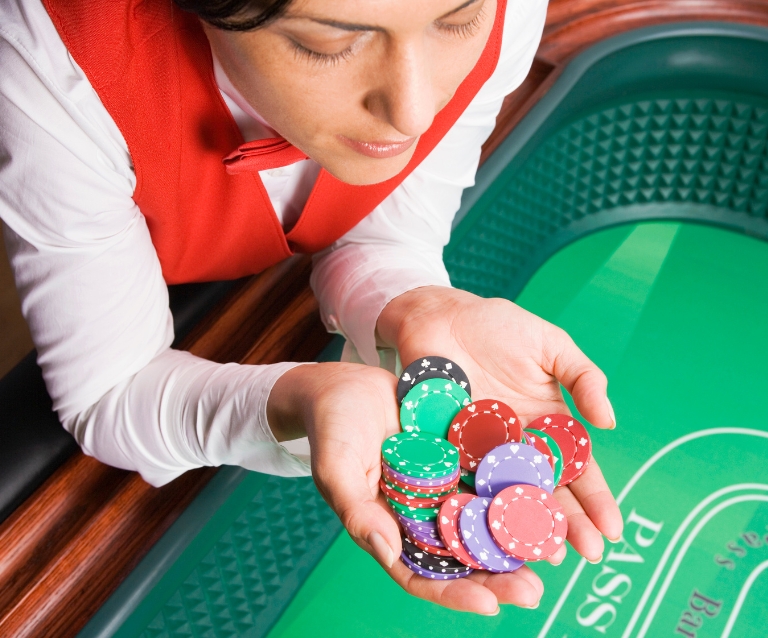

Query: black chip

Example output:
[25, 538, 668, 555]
[396, 356, 471, 404]
[402, 536, 472, 573]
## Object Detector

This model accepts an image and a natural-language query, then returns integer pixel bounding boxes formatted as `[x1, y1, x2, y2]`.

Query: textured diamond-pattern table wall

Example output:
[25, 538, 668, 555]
[138, 476, 340, 638]
[446, 97, 768, 298]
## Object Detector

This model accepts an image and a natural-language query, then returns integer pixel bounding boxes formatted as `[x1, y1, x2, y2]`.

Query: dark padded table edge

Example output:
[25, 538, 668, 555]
[168, 279, 245, 348]
[77, 335, 346, 638]
[0, 350, 78, 523]
[0, 279, 245, 525]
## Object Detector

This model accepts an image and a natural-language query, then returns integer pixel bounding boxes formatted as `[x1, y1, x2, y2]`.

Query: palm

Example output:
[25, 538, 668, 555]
[398, 298, 571, 420]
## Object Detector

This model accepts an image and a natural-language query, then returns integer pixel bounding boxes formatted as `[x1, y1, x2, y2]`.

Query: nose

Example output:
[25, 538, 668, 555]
[365, 39, 436, 138]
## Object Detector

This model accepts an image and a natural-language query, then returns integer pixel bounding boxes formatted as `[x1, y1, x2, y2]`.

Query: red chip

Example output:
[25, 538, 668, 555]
[448, 399, 522, 471]
[437, 493, 483, 569]
[529, 414, 591, 486]
[383, 472, 459, 496]
[380, 479, 456, 508]
[406, 533, 454, 557]
[524, 431, 556, 472]
[487, 484, 567, 561]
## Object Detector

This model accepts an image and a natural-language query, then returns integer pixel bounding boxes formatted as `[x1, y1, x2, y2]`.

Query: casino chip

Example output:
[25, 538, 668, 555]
[529, 414, 591, 486]
[448, 399, 522, 471]
[437, 493, 482, 569]
[400, 551, 472, 580]
[403, 537, 472, 574]
[384, 472, 458, 496]
[525, 428, 563, 486]
[405, 528, 448, 549]
[397, 513, 438, 535]
[388, 499, 440, 522]
[382, 463, 459, 488]
[406, 525, 443, 544]
[400, 379, 471, 438]
[488, 484, 567, 561]
[475, 442, 555, 498]
[386, 481, 457, 499]
[381, 431, 459, 479]
[459, 467, 476, 488]
[458, 496, 523, 573]
[380, 479, 455, 508]
[407, 535, 453, 556]
[408, 538, 453, 557]
[397, 356, 471, 404]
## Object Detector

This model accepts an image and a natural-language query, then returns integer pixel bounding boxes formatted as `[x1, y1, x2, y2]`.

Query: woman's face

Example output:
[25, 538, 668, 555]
[203, 0, 497, 185]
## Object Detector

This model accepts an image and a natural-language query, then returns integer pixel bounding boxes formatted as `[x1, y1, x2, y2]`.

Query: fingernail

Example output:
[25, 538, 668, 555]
[368, 531, 394, 568]
[606, 397, 616, 429]
[526, 601, 540, 610]
[607, 536, 622, 544]
[587, 555, 603, 564]
[482, 606, 500, 616]
[549, 557, 564, 566]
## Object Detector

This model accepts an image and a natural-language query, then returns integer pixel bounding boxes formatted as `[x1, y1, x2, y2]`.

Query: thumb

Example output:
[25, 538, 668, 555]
[546, 327, 615, 429]
[315, 457, 403, 569]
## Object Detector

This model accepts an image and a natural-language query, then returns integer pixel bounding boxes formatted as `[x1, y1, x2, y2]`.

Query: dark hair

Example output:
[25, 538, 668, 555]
[174, 0, 294, 31]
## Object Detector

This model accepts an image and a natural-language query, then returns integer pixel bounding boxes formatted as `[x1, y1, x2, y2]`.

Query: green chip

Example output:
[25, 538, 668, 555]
[381, 432, 459, 478]
[459, 467, 475, 488]
[400, 378, 471, 438]
[384, 478, 455, 499]
[387, 498, 440, 521]
[526, 428, 564, 486]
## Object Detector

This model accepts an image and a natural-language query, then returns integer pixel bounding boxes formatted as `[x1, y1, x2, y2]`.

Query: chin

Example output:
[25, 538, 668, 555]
[321, 149, 416, 186]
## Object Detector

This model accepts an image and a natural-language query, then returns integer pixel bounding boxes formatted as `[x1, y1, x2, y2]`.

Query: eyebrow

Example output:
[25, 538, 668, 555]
[292, 0, 483, 32]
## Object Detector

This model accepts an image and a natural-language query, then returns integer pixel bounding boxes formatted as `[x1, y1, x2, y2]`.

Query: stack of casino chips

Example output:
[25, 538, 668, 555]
[380, 356, 593, 579]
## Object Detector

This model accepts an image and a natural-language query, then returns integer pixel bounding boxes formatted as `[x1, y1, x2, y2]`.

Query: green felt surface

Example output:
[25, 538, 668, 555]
[267, 221, 768, 638]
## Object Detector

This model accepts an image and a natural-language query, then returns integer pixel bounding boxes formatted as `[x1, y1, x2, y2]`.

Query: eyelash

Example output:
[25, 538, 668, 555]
[291, 41, 354, 67]
[291, 8, 486, 67]
[436, 10, 485, 39]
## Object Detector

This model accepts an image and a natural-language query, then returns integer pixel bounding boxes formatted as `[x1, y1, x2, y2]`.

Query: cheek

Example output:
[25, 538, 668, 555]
[433, 35, 495, 108]
[254, 60, 364, 147]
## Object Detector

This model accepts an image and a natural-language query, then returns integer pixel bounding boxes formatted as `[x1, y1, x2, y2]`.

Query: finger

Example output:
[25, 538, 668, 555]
[567, 457, 623, 542]
[554, 484, 604, 562]
[314, 456, 402, 570]
[545, 327, 614, 429]
[387, 559, 543, 613]
[471, 565, 543, 608]
[546, 543, 567, 566]
[389, 560, 499, 614]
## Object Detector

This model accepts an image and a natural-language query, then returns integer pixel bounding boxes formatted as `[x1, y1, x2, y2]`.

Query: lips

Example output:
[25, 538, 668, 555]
[338, 134, 417, 159]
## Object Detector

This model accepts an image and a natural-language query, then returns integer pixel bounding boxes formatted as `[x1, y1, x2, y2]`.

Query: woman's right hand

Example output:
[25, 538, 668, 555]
[267, 362, 544, 615]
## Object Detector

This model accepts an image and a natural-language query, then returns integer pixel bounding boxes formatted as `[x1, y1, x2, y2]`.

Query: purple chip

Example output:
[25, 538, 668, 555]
[475, 443, 555, 498]
[397, 513, 438, 535]
[406, 528, 446, 548]
[383, 463, 459, 487]
[400, 551, 473, 580]
[458, 496, 523, 573]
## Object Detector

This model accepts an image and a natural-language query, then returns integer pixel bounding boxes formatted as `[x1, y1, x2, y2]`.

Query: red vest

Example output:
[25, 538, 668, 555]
[43, 0, 507, 284]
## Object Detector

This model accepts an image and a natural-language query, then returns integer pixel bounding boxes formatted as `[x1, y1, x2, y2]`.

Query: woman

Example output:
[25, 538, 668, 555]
[0, 0, 622, 615]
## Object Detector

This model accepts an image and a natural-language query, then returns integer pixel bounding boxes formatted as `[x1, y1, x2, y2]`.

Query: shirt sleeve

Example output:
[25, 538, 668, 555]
[310, 0, 548, 367]
[0, 0, 310, 486]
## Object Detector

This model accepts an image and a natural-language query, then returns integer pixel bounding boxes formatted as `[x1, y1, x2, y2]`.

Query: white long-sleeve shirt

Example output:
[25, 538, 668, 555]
[0, 0, 547, 486]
